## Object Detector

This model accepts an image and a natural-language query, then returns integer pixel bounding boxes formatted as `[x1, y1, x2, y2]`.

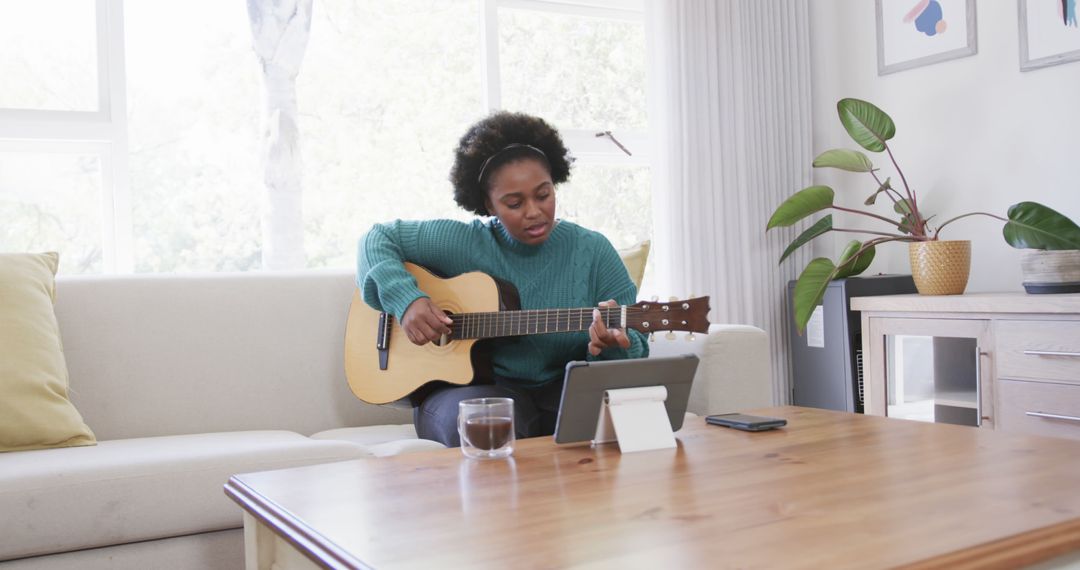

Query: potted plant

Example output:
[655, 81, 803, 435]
[1004, 202, 1080, 294]
[768, 98, 1080, 333]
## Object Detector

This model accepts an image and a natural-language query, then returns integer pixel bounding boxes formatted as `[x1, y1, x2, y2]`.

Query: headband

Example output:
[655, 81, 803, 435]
[476, 143, 548, 183]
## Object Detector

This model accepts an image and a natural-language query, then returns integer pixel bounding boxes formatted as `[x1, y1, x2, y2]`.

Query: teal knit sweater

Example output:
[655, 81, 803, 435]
[357, 218, 648, 387]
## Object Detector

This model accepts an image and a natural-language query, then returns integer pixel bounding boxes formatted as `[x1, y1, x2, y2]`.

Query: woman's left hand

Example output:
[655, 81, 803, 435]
[588, 299, 631, 356]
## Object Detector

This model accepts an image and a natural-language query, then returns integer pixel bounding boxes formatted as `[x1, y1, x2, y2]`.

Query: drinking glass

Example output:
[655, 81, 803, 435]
[458, 397, 515, 459]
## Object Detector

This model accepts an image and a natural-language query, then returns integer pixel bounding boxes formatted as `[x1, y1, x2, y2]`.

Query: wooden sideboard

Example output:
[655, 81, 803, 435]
[851, 293, 1080, 440]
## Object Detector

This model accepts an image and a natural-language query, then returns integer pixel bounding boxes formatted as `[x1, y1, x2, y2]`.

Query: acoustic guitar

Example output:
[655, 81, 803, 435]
[344, 262, 711, 405]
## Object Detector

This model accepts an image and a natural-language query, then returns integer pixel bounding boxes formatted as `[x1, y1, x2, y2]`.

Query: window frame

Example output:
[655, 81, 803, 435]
[0, 0, 132, 272]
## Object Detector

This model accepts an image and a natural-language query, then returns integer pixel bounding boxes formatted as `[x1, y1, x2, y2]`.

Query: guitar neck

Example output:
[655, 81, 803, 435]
[449, 306, 625, 340]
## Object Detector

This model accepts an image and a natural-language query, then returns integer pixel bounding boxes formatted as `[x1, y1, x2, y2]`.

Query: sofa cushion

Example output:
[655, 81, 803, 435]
[647, 325, 772, 416]
[617, 239, 650, 289]
[311, 425, 446, 457]
[0, 431, 368, 561]
[311, 423, 419, 445]
[0, 252, 95, 453]
[52, 271, 412, 441]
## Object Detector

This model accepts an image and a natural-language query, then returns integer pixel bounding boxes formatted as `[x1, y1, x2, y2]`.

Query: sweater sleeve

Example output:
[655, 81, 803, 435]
[586, 234, 649, 361]
[356, 219, 479, 321]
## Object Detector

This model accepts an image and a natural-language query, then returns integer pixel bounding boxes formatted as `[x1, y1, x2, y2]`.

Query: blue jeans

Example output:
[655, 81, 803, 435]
[414, 377, 564, 447]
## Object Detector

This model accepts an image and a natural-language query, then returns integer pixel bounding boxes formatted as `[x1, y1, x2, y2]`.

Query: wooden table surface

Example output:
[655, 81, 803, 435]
[225, 406, 1080, 569]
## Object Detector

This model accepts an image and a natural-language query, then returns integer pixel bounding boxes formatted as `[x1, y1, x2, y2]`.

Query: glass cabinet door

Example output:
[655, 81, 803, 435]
[865, 317, 992, 428]
[887, 335, 980, 426]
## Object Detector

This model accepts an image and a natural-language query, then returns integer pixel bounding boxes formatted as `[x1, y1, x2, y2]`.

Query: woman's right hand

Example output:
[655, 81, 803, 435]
[401, 297, 453, 346]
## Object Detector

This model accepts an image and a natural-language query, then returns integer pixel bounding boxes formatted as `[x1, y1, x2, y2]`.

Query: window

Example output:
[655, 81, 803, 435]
[299, 0, 482, 269]
[559, 164, 651, 248]
[0, 0, 99, 113]
[125, 0, 262, 272]
[1, 0, 651, 277]
[497, 5, 647, 131]
[0, 0, 125, 273]
[0, 147, 105, 274]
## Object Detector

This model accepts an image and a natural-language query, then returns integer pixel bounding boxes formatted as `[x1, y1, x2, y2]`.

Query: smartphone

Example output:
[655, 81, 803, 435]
[705, 413, 787, 432]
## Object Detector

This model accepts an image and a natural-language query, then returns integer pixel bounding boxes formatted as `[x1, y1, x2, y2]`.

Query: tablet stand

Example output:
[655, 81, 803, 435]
[592, 386, 676, 453]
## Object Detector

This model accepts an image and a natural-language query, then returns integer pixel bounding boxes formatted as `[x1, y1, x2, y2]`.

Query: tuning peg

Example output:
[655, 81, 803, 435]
[668, 296, 678, 302]
[648, 333, 655, 343]
[665, 331, 676, 341]
[650, 295, 659, 302]
[686, 333, 696, 342]
[689, 292, 696, 299]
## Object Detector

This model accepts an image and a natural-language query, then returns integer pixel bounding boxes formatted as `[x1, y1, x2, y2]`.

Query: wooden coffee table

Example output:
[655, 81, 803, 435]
[225, 406, 1080, 569]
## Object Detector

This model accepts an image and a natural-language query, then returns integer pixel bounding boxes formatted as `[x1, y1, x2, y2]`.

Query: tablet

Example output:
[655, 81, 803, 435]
[553, 354, 700, 445]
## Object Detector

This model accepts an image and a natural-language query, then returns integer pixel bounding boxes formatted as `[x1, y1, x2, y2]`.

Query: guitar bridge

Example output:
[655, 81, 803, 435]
[376, 312, 391, 370]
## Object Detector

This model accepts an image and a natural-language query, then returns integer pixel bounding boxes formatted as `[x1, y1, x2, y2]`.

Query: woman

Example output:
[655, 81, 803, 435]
[357, 111, 648, 446]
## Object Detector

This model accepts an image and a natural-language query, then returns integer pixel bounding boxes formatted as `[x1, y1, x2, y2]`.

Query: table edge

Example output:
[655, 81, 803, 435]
[909, 517, 1080, 569]
[225, 475, 373, 570]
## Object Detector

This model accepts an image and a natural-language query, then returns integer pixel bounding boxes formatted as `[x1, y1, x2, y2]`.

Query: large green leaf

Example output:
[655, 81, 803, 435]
[1004, 201, 1080, 250]
[849, 243, 877, 276]
[834, 240, 877, 278]
[812, 149, 873, 172]
[779, 215, 833, 264]
[833, 240, 861, 279]
[767, 186, 835, 230]
[837, 98, 895, 153]
[793, 258, 838, 334]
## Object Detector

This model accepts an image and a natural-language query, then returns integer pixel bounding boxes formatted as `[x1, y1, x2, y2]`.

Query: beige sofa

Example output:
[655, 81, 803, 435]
[0, 270, 771, 569]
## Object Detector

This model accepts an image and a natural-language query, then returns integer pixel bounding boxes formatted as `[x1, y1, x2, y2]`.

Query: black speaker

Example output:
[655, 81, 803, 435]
[787, 275, 916, 413]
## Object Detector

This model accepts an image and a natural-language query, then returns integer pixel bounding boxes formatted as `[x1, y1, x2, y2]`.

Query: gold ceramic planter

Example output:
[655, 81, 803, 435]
[908, 240, 971, 295]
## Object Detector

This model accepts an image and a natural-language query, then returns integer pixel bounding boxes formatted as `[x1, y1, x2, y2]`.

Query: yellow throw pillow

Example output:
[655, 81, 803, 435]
[618, 240, 650, 290]
[0, 252, 96, 452]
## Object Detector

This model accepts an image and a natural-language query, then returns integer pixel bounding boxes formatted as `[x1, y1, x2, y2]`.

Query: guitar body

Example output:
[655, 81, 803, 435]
[344, 263, 504, 405]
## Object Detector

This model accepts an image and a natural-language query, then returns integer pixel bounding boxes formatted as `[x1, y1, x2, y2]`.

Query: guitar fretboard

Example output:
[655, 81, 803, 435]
[449, 306, 627, 340]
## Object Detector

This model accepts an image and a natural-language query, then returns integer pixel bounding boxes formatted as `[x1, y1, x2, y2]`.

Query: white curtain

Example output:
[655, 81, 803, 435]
[646, 0, 813, 403]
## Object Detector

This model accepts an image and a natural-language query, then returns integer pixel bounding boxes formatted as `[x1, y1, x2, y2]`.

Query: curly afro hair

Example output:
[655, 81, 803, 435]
[450, 111, 573, 216]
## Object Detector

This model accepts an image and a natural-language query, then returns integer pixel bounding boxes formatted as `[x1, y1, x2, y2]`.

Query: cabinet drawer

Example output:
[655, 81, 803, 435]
[995, 320, 1080, 383]
[997, 379, 1080, 440]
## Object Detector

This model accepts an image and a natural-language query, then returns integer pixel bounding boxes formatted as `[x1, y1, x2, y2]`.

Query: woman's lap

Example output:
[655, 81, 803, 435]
[414, 378, 563, 447]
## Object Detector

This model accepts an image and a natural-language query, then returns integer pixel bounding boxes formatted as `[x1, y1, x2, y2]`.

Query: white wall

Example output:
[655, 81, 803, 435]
[808, 0, 1080, 292]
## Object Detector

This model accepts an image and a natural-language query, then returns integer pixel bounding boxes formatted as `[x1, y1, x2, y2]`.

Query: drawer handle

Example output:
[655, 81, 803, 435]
[1022, 350, 1080, 358]
[1025, 411, 1080, 423]
[975, 346, 987, 427]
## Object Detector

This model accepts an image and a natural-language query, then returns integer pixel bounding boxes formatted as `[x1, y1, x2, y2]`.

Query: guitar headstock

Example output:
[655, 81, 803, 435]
[627, 296, 711, 335]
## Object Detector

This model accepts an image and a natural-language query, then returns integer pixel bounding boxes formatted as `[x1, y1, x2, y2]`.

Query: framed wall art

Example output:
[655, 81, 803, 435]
[876, 0, 978, 75]
[1019, 0, 1080, 71]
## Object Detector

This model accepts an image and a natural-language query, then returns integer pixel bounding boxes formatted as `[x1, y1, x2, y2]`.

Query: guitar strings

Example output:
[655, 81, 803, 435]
[444, 307, 696, 339]
[448, 308, 636, 325]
